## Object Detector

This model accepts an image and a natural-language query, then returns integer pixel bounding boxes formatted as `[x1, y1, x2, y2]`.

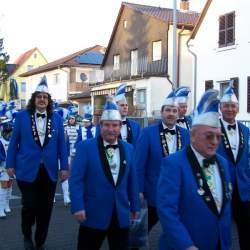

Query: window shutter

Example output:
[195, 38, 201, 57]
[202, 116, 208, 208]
[205, 80, 214, 91]
[219, 12, 235, 47]
[247, 77, 250, 113]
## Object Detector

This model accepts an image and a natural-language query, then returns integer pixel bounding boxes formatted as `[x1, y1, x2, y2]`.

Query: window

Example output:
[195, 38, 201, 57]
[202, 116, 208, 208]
[33, 53, 37, 59]
[21, 99, 26, 109]
[152, 41, 162, 61]
[131, 49, 138, 76]
[219, 77, 239, 99]
[113, 55, 120, 70]
[27, 65, 33, 71]
[137, 89, 146, 105]
[205, 80, 214, 91]
[21, 82, 26, 92]
[230, 77, 239, 99]
[219, 12, 235, 47]
[123, 20, 127, 29]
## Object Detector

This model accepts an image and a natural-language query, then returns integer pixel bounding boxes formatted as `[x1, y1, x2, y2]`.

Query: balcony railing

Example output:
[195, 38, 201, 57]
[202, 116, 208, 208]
[69, 82, 90, 93]
[103, 56, 168, 82]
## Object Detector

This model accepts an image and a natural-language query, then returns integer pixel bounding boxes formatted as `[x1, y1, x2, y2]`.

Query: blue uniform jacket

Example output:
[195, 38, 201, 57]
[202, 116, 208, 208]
[6, 110, 68, 182]
[157, 146, 232, 250]
[135, 122, 190, 207]
[95, 118, 141, 146]
[217, 121, 250, 201]
[69, 136, 140, 230]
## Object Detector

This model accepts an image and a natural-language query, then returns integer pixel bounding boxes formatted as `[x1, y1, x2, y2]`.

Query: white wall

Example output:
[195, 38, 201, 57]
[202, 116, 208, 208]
[24, 68, 68, 103]
[168, 25, 194, 110]
[192, 0, 250, 120]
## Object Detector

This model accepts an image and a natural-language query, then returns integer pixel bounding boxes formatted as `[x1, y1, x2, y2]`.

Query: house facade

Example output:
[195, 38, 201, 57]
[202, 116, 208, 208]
[190, 0, 250, 120]
[0, 48, 47, 107]
[20, 45, 105, 114]
[91, 1, 199, 118]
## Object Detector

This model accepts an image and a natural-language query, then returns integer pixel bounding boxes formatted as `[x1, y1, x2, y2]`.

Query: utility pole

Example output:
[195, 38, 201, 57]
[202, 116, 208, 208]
[172, 0, 177, 89]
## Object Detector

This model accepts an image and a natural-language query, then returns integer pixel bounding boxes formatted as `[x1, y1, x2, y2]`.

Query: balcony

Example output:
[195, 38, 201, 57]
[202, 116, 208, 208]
[69, 82, 90, 93]
[103, 56, 168, 82]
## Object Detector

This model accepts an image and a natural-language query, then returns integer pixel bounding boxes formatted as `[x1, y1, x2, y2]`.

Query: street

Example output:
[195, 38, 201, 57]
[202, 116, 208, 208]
[0, 182, 240, 250]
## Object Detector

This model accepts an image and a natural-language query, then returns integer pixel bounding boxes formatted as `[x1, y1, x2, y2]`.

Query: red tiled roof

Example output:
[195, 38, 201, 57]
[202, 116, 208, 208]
[14, 47, 37, 65]
[123, 2, 199, 26]
[20, 45, 105, 77]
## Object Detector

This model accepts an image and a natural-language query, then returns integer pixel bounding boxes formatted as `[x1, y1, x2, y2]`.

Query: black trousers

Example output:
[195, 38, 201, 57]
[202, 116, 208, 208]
[148, 205, 159, 232]
[17, 165, 57, 247]
[77, 210, 129, 250]
[232, 187, 250, 250]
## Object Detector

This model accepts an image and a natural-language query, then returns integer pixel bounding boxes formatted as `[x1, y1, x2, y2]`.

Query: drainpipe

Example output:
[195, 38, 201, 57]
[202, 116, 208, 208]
[186, 37, 197, 108]
[177, 26, 185, 87]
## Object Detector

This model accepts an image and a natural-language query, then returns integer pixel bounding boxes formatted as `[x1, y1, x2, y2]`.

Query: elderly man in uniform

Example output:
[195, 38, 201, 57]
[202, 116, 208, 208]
[217, 82, 250, 250]
[69, 96, 140, 250]
[6, 76, 68, 250]
[135, 90, 190, 233]
[175, 86, 192, 130]
[157, 89, 232, 250]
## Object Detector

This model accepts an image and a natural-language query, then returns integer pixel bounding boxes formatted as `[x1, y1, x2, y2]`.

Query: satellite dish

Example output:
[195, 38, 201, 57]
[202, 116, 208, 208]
[80, 73, 87, 82]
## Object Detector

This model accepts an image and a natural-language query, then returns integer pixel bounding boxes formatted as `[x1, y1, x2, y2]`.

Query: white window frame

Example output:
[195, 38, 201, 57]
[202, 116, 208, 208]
[113, 55, 120, 70]
[131, 49, 138, 76]
[152, 40, 162, 61]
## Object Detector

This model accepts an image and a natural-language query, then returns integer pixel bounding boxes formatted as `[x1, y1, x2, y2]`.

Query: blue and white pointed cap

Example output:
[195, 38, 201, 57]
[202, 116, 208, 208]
[101, 95, 122, 121]
[162, 89, 178, 106]
[175, 86, 190, 104]
[35, 75, 49, 93]
[83, 113, 93, 122]
[221, 80, 238, 103]
[115, 84, 127, 103]
[192, 89, 220, 127]
[67, 105, 78, 118]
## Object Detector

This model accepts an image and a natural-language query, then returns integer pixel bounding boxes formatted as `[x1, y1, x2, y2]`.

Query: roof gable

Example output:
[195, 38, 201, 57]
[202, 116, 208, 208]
[20, 45, 105, 77]
[102, 1, 199, 66]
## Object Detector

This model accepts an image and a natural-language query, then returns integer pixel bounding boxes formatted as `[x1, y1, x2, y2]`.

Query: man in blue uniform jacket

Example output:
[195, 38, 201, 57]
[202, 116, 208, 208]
[6, 76, 68, 250]
[217, 82, 250, 250]
[135, 90, 190, 233]
[157, 89, 232, 250]
[175, 86, 192, 130]
[96, 84, 141, 146]
[69, 95, 140, 250]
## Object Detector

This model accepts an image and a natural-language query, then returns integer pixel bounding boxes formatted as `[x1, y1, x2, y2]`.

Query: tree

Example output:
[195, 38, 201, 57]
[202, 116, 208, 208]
[0, 38, 9, 85]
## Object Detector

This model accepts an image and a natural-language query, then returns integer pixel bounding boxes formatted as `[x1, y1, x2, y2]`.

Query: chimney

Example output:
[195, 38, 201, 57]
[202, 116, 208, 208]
[180, 0, 189, 12]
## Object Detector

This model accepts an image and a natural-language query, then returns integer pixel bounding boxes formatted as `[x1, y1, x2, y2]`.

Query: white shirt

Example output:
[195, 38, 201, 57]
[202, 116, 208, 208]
[120, 118, 128, 142]
[191, 145, 223, 212]
[103, 140, 120, 185]
[221, 118, 239, 160]
[35, 110, 47, 146]
[162, 122, 177, 154]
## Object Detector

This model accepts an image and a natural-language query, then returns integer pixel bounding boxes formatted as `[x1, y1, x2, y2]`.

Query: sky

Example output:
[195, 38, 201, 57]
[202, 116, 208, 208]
[0, 0, 206, 63]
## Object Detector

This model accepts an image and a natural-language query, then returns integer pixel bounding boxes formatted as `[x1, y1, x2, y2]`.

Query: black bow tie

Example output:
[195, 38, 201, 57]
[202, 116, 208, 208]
[105, 144, 119, 150]
[203, 156, 216, 168]
[163, 128, 176, 135]
[36, 113, 46, 119]
[122, 120, 127, 125]
[177, 118, 185, 123]
[227, 124, 236, 131]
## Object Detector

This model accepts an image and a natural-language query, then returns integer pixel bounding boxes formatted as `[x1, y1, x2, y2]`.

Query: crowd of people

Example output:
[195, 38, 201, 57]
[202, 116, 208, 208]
[0, 76, 249, 250]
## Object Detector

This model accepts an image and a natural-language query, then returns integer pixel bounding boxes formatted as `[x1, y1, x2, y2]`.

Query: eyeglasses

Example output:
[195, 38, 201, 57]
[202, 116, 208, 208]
[36, 94, 48, 100]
